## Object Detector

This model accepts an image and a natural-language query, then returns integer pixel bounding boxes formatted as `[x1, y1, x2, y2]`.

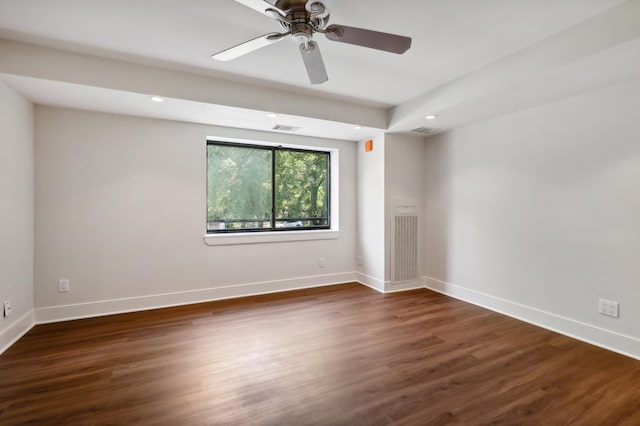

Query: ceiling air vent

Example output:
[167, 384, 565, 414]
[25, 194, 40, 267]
[411, 126, 440, 134]
[273, 124, 301, 132]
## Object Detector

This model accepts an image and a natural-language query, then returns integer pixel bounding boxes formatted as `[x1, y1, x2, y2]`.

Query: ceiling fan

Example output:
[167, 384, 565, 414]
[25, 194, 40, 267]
[212, 0, 412, 84]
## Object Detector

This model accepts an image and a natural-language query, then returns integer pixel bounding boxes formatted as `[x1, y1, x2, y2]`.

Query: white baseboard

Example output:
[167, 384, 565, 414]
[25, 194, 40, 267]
[26, 273, 639, 362]
[355, 272, 387, 293]
[423, 276, 640, 361]
[35, 272, 358, 324]
[0, 310, 35, 356]
[355, 274, 423, 294]
[386, 279, 424, 293]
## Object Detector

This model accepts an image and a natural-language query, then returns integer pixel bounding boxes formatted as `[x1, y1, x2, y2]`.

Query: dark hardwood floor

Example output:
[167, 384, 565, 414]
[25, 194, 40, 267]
[1, 283, 639, 425]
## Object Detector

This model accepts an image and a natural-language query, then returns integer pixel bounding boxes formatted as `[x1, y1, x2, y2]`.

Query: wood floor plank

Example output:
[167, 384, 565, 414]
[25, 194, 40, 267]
[1, 283, 638, 425]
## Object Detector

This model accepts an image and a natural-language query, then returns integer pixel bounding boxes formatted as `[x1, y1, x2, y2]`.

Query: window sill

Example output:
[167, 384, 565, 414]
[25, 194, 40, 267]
[203, 230, 341, 246]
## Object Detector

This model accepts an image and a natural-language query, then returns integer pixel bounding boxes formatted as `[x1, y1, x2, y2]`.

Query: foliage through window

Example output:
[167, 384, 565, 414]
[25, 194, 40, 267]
[207, 141, 330, 232]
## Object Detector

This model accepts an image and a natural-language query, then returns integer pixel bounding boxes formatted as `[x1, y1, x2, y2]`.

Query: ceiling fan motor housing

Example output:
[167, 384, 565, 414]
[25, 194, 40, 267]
[275, 0, 329, 36]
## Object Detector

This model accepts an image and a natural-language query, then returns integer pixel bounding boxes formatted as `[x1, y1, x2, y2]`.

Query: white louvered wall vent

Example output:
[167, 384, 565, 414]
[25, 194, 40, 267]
[273, 124, 301, 132]
[411, 127, 441, 135]
[391, 200, 418, 284]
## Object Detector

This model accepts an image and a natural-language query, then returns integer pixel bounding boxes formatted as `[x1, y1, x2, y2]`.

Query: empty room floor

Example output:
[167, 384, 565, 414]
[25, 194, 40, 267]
[1, 283, 639, 425]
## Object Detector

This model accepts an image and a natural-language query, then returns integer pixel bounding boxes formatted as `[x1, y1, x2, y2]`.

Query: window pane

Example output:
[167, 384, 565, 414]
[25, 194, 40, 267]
[207, 144, 272, 231]
[275, 150, 329, 228]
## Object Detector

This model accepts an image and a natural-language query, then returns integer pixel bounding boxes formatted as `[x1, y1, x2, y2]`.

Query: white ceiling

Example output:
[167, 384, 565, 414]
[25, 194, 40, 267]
[0, 0, 637, 140]
[0, 74, 383, 141]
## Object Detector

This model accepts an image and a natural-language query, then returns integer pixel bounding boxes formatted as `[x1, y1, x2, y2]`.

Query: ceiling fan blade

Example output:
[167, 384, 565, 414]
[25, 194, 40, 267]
[325, 24, 412, 54]
[212, 32, 286, 62]
[233, 0, 285, 17]
[299, 41, 328, 85]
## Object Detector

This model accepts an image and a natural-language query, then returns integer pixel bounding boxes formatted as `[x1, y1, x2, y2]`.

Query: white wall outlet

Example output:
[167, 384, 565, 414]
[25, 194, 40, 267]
[319, 257, 325, 268]
[598, 299, 619, 318]
[3, 301, 11, 317]
[59, 279, 70, 293]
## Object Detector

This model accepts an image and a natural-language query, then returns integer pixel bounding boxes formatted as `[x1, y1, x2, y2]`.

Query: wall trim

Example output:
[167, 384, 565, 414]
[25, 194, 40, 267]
[21, 274, 638, 362]
[0, 310, 35, 356]
[35, 272, 358, 324]
[204, 230, 341, 246]
[355, 272, 387, 293]
[423, 276, 640, 361]
[385, 279, 424, 293]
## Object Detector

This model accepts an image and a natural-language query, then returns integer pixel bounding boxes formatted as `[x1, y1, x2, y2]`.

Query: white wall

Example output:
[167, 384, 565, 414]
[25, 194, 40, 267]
[384, 134, 425, 290]
[424, 76, 640, 358]
[356, 134, 386, 290]
[34, 107, 357, 322]
[356, 133, 426, 292]
[0, 81, 34, 353]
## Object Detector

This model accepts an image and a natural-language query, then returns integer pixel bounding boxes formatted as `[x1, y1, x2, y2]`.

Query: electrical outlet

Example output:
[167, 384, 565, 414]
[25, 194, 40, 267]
[599, 299, 619, 318]
[319, 257, 325, 268]
[59, 279, 70, 293]
[3, 301, 11, 317]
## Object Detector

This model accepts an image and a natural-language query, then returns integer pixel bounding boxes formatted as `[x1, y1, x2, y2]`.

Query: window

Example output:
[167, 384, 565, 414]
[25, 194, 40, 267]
[207, 141, 330, 233]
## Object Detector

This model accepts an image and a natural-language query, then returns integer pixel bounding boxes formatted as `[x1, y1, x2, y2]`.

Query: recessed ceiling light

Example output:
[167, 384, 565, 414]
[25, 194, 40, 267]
[354, 125, 363, 130]
[267, 112, 279, 118]
[426, 114, 437, 120]
[150, 96, 164, 103]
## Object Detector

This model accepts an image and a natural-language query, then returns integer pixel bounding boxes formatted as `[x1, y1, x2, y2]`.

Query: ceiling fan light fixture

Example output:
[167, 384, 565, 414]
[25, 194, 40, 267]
[291, 23, 313, 45]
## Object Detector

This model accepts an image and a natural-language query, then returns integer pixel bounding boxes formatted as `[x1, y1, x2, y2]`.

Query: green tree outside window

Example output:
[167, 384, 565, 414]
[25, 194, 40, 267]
[207, 142, 330, 232]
